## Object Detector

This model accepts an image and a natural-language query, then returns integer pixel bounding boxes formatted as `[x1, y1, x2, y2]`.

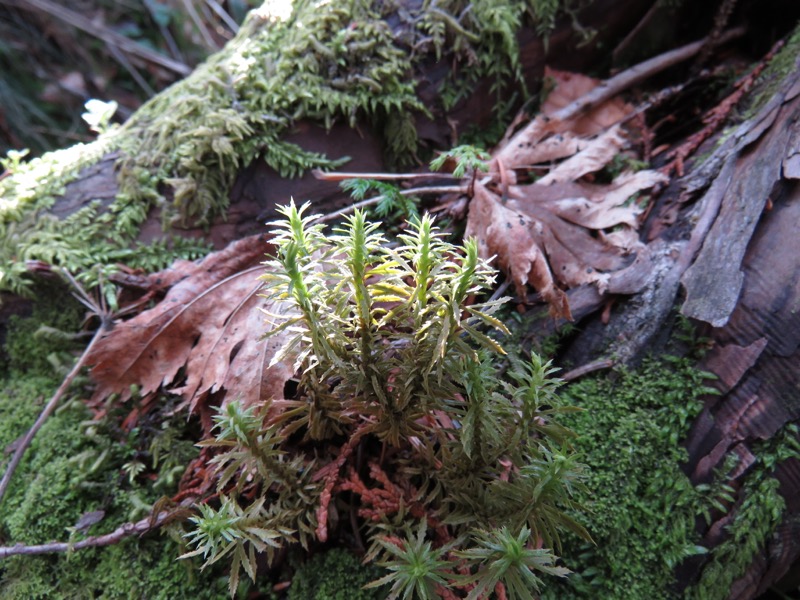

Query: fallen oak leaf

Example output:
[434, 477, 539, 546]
[537, 126, 627, 185]
[86, 235, 296, 425]
[466, 183, 572, 319]
[494, 115, 564, 171]
[541, 67, 633, 136]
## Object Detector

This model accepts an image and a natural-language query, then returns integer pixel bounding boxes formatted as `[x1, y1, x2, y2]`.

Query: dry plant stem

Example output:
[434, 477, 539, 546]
[205, 0, 239, 34]
[312, 185, 466, 224]
[561, 358, 615, 382]
[0, 324, 106, 505]
[312, 170, 456, 181]
[106, 42, 157, 97]
[0, 503, 191, 558]
[611, 1, 664, 64]
[314, 425, 370, 542]
[0, 0, 191, 76]
[550, 27, 746, 124]
[181, 0, 219, 50]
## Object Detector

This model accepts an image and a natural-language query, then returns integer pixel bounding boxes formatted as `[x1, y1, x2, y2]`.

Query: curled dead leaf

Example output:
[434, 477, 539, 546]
[466, 69, 667, 317]
[466, 183, 572, 319]
[86, 235, 296, 423]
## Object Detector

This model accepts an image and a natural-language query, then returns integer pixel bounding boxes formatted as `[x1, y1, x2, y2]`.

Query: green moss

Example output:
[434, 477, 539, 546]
[0, 375, 58, 454]
[541, 357, 717, 600]
[2, 282, 84, 378]
[0, 354, 233, 598]
[1, 402, 100, 543]
[0, 371, 231, 598]
[288, 548, 387, 600]
[742, 23, 800, 120]
[0, 536, 230, 600]
[537, 356, 800, 600]
[112, 0, 425, 231]
[687, 424, 800, 599]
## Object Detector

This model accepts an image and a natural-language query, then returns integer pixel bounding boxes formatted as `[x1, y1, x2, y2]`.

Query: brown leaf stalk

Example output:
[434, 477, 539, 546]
[0, 503, 193, 558]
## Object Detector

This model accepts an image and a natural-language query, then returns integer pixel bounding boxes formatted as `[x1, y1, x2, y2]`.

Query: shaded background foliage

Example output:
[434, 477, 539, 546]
[0, 0, 258, 155]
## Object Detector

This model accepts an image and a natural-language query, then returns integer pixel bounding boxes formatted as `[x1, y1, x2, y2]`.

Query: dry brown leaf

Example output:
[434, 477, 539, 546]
[466, 184, 572, 319]
[494, 115, 563, 170]
[537, 126, 626, 185]
[467, 68, 667, 317]
[468, 167, 666, 316]
[87, 235, 295, 417]
[494, 68, 635, 171]
[541, 67, 633, 135]
[528, 170, 669, 230]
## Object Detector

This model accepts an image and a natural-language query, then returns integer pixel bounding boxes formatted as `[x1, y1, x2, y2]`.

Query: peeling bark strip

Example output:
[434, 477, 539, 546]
[682, 91, 800, 327]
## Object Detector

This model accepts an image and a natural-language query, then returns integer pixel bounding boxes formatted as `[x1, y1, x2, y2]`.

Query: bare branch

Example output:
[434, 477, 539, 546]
[0, 505, 193, 558]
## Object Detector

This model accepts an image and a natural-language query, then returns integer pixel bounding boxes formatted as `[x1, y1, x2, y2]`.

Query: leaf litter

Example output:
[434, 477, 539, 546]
[86, 68, 666, 419]
[86, 235, 295, 428]
[468, 67, 668, 319]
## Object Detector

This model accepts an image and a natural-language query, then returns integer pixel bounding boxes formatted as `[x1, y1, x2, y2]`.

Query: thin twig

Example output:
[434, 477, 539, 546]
[144, 0, 185, 62]
[497, 27, 747, 167]
[105, 42, 156, 97]
[488, 279, 511, 303]
[312, 169, 456, 182]
[312, 186, 466, 224]
[0, 504, 192, 558]
[550, 27, 746, 124]
[561, 359, 615, 382]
